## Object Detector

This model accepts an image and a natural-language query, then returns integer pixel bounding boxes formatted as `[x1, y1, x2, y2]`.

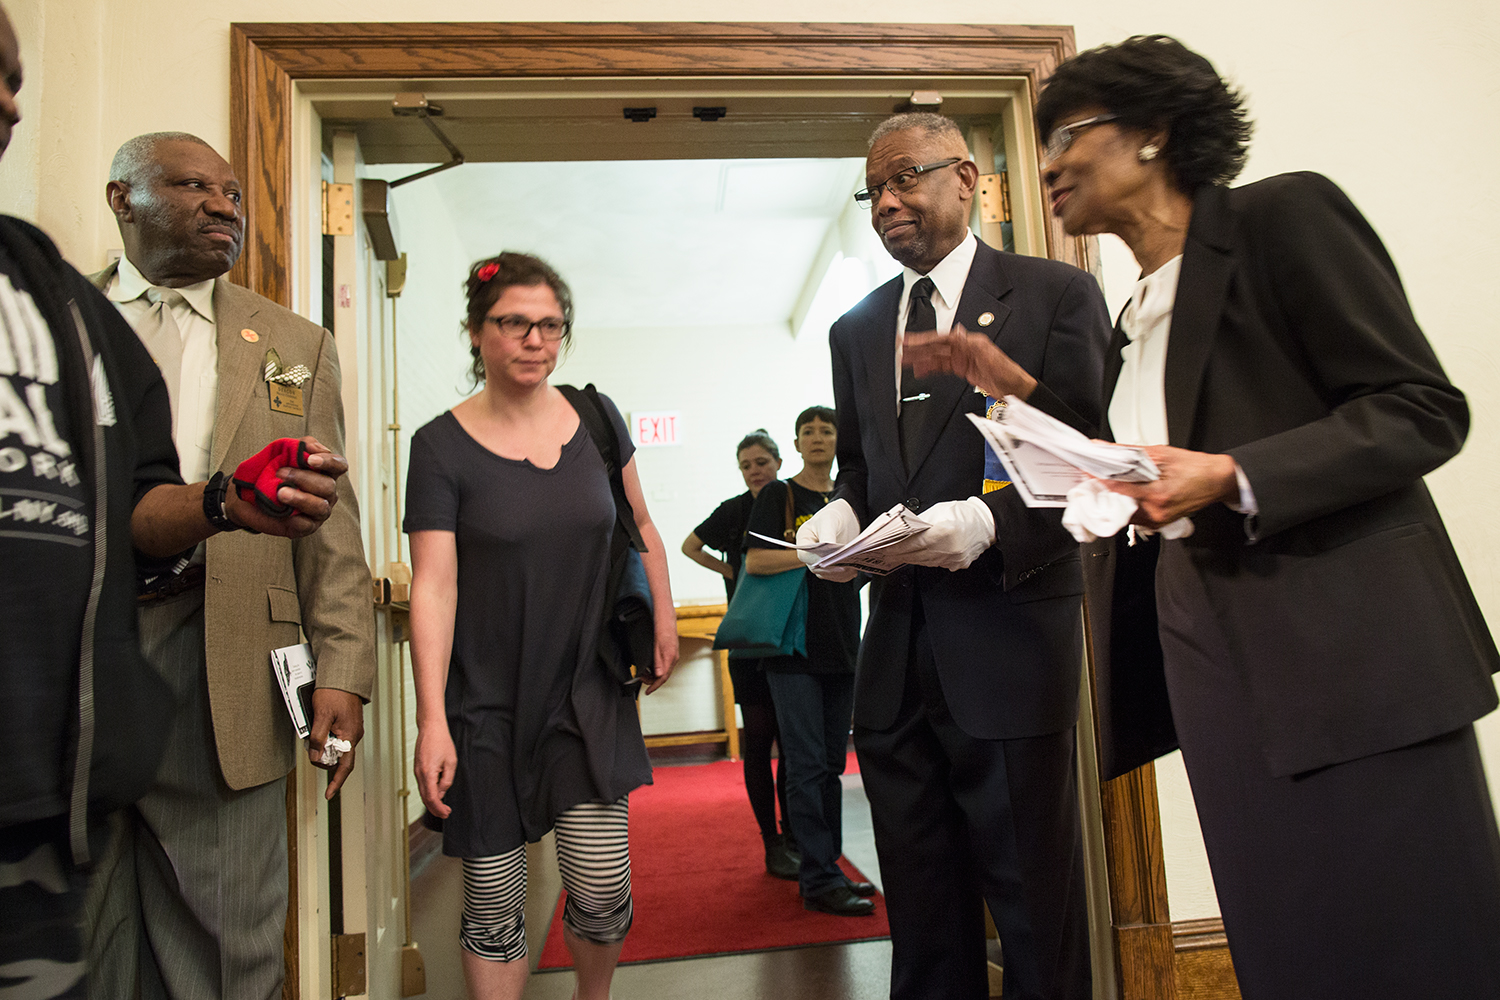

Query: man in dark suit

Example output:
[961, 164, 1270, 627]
[797, 113, 1110, 1000]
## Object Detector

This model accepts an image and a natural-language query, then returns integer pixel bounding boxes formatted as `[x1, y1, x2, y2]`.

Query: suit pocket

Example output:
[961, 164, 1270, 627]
[1208, 522, 1486, 774]
[267, 585, 302, 625]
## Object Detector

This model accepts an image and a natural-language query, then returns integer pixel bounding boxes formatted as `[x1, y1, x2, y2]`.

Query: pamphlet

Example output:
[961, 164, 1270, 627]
[750, 502, 932, 576]
[966, 396, 1159, 508]
[270, 642, 316, 739]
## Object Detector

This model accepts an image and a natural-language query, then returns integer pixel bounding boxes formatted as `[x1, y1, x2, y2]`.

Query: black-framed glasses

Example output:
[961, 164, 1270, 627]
[483, 314, 570, 342]
[853, 157, 962, 208]
[1043, 113, 1119, 161]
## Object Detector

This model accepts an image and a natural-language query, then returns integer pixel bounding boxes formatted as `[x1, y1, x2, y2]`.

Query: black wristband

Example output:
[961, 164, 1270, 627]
[203, 471, 246, 533]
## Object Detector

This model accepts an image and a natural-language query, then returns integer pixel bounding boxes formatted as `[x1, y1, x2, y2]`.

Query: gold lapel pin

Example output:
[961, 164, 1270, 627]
[977, 312, 995, 327]
[241, 328, 260, 343]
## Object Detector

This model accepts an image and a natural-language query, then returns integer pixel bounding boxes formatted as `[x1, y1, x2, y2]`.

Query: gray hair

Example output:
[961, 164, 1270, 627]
[109, 132, 217, 188]
[868, 112, 966, 150]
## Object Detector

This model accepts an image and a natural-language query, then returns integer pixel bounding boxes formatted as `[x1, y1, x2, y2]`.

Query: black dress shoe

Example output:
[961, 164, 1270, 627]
[803, 884, 876, 917]
[764, 834, 800, 880]
[844, 877, 876, 897]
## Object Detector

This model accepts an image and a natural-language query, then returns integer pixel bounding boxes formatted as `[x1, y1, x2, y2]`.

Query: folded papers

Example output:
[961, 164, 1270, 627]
[750, 503, 931, 576]
[965, 396, 1159, 508]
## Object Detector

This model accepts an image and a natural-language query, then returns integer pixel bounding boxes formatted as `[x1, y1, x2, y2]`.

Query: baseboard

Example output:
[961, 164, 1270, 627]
[1173, 918, 1240, 1000]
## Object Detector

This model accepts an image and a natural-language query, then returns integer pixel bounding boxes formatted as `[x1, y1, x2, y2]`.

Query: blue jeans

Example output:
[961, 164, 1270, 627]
[764, 670, 856, 897]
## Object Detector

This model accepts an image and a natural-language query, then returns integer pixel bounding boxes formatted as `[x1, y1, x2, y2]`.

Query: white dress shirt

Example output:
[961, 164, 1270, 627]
[895, 230, 978, 414]
[1108, 254, 1256, 514]
[107, 256, 219, 484]
[1108, 255, 1181, 448]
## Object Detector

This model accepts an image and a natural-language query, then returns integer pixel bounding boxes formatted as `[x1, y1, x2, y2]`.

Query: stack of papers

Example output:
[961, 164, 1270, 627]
[750, 503, 930, 576]
[966, 396, 1159, 507]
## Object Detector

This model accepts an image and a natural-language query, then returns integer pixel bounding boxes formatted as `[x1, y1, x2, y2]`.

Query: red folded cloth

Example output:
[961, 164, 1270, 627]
[232, 439, 310, 517]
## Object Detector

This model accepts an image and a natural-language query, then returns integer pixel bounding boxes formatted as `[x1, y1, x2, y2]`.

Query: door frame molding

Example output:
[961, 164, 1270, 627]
[229, 21, 1173, 1000]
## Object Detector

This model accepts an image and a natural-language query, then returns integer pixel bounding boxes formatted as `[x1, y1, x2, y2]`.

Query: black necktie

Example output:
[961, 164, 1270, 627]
[899, 277, 938, 471]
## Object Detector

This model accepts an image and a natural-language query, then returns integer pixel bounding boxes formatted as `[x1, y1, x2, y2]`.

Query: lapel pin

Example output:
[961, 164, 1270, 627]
[241, 328, 260, 343]
[977, 312, 995, 327]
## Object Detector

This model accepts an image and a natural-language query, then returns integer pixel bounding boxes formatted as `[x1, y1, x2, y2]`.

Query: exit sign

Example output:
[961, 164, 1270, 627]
[631, 411, 681, 447]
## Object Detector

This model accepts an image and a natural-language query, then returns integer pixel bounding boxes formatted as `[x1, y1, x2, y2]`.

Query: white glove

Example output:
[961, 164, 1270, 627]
[1061, 479, 1195, 543]
[796, 498, 860, 583]
[1061, 479, 1137, 543]
[881, 497, 995, 571]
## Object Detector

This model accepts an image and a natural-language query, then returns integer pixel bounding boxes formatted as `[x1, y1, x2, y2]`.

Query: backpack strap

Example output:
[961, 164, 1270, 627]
[782, 479, 797, 541]
[558, 383, 647, 552]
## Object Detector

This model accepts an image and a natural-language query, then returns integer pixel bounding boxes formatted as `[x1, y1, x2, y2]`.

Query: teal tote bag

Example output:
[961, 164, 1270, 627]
[712, 565, 809, 658]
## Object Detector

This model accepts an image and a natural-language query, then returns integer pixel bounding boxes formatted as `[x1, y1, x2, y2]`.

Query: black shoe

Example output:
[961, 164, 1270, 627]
[803, 884, 875, 917]
[844, 876, 876, 897]
[783, 832, 802, 862]
[764, 834, 800, 880]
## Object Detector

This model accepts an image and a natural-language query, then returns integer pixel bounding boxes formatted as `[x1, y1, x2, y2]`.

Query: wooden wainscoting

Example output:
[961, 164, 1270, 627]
[1174, 918, 1240, 1000]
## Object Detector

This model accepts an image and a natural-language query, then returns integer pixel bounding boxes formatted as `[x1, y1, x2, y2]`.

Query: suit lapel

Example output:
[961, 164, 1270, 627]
[210, 279, 264, 473]
[88, 261, 120, 294]
[1100, 311, 1129, 442]
[863, 278, 902, 477]
[903, 241, 1008, 481]
[1164, 185, 1235, 448]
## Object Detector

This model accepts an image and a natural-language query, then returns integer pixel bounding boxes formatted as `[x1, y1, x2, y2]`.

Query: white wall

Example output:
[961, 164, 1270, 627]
[10, 0, 1500, 925]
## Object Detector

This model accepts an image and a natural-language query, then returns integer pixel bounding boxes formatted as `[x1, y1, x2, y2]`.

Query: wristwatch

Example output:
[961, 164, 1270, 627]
[203, 471, 247, 533]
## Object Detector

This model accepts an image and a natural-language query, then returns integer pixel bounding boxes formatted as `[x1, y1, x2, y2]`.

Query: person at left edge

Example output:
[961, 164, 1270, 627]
[83, 132, 376, 1000]
[0, 17, 349, 997]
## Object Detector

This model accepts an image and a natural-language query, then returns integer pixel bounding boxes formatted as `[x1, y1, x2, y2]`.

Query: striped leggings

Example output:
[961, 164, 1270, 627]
[460, 798, 633, 962]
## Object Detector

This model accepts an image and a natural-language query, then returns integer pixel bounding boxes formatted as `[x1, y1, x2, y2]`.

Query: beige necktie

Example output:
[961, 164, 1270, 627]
[136, 287, 185, 434]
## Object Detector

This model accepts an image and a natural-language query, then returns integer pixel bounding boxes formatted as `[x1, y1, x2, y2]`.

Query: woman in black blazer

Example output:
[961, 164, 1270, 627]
[1035, 35, 1500, 999]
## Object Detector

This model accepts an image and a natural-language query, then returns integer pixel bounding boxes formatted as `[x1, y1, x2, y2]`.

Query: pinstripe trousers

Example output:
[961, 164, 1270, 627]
[84, 588, 287, 1000]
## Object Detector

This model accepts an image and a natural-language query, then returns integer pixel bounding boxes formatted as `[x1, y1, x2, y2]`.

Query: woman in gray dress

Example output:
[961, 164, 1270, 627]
[405, 252, 678, 1000]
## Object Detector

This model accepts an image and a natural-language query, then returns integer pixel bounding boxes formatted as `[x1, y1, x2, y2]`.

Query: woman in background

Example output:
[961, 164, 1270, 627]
[682, 430, 798, 879]
[405, 252, 678, 1000]
[744, 406, 870, 916]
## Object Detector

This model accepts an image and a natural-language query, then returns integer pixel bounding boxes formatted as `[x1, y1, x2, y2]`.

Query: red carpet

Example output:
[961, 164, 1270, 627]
[537, 753, 889, 968]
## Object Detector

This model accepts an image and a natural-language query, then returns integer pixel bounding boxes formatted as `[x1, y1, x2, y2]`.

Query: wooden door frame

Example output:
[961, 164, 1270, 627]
[230, 21, 1176, 1000]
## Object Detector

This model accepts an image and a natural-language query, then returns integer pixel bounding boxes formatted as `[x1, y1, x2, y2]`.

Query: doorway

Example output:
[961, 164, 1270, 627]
[230, 21, 1195, 1000]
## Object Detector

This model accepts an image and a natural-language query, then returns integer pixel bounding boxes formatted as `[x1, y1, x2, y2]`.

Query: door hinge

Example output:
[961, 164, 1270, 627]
[322, 181, 354, 236]
[331, 932, 367, 997]
[977, 173, 1011, 224]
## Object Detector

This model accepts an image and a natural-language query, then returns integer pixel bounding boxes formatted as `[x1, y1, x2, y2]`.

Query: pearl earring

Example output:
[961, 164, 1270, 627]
[1138, 144, 1160, 162]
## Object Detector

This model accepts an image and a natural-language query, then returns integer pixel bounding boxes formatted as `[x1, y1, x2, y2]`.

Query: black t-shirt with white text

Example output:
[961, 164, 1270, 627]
[0, 239, 92, 823]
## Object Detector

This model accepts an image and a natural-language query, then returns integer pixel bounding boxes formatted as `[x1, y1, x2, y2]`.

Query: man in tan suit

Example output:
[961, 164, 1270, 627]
[85, 132, 375, 1000]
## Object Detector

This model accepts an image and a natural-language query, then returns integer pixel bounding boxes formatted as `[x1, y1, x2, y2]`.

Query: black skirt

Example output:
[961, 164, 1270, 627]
[1155, 540, 1500, 1000]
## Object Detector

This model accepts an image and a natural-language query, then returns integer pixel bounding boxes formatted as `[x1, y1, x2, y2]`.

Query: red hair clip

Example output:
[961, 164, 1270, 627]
[476, 262, 500, 282]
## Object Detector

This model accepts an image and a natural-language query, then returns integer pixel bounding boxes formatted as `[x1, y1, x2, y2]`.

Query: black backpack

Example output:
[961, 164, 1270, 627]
[558, 383, 656, 691]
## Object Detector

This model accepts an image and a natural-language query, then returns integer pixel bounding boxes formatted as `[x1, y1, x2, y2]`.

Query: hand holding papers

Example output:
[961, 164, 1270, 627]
[965, 396, 1159, 506]
[755, 502, 932, 577]
[271, 642, 353, 766]
[968, 395, 1193, 542]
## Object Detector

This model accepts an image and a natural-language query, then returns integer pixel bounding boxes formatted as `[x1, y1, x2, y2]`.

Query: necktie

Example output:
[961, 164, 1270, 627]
[899, 277, 939, 471]
[135, 288, 185, 434]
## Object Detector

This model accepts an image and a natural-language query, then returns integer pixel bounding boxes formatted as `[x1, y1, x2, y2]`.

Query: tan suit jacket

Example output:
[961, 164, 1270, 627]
[94, 264, 376, 790]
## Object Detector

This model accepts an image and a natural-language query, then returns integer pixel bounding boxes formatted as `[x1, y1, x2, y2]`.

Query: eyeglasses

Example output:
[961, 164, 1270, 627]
[1043, 114, 1120, 161]
[484, 314, 570, 341]
[853, 158, 963, 209]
